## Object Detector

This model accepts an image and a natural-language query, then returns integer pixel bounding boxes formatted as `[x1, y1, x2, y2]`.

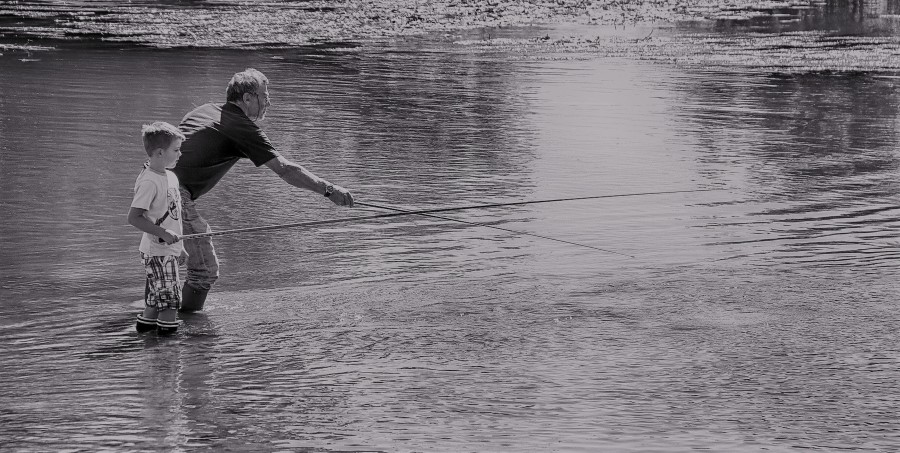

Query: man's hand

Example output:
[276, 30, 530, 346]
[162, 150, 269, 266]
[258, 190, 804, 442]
[328, 185, 354, 207]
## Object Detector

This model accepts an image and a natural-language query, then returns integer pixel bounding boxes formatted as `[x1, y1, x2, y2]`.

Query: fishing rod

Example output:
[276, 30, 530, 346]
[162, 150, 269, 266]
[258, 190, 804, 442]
[355, 201, 635, 257]
[180, 187, 723, 241]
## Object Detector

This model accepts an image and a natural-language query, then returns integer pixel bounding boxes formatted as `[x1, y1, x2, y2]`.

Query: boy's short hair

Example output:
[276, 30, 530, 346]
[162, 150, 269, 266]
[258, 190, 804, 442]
[226, 68, 268, 102]
[141, 121, 185, 156]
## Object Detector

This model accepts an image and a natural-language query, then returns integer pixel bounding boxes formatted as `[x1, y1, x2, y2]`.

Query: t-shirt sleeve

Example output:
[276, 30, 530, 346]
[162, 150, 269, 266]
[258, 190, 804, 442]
[232, 120, 281, 167]
[131, 180, 157, 210]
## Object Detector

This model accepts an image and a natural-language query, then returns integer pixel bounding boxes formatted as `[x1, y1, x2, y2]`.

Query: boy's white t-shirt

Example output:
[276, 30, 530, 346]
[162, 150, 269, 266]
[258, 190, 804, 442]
[131, 166, 184, 256]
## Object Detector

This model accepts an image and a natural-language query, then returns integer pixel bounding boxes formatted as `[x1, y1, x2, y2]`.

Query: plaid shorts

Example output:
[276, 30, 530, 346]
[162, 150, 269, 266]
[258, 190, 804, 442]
[141, 253, 181, 310]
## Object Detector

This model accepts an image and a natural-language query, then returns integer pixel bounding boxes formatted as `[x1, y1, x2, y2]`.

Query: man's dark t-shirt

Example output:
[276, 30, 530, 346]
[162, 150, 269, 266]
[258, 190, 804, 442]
[173, 103, 281, 200]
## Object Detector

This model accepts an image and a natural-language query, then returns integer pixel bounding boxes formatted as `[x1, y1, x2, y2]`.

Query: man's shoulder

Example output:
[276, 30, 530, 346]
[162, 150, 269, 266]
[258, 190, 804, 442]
[181, 103, 255, 131]
[184, 102, 223, 119]
[189, 102, 223, 112]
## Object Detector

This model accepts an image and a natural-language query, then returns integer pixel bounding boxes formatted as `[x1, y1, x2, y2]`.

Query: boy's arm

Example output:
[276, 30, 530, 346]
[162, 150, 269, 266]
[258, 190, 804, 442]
[128, 207, 179, 244]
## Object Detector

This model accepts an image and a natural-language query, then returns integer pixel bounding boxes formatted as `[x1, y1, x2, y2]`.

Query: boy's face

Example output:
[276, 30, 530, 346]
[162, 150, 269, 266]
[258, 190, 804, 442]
[159, 139, 183, 168]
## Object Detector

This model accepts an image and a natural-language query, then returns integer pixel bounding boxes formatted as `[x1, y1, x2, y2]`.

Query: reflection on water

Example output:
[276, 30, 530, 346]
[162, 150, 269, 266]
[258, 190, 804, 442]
[667, 0, 900, 72]
[2, 22, 900, 453]
[700, 0, 900, 34]
[677, 70, 900, 267]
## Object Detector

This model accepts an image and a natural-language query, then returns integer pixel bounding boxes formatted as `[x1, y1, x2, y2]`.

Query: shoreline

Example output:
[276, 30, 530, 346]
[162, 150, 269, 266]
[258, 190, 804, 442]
[0, 0, 806, 51]
[4, 1, 900, 74]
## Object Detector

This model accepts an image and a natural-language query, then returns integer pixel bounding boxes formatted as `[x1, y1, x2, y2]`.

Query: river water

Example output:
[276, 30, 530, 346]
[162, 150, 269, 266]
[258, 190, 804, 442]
[2, 4, 900, 452]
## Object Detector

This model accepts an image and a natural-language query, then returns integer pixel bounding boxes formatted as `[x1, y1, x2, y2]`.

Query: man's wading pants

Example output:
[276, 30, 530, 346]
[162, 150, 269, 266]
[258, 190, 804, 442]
[179, 186, 219, 291]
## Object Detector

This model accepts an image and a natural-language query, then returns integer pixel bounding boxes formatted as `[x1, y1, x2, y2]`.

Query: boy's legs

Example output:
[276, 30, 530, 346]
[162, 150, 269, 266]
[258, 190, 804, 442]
[136, 302, 158, 333]
[138, 253, 182, 334]
[180, 187, 218, 311]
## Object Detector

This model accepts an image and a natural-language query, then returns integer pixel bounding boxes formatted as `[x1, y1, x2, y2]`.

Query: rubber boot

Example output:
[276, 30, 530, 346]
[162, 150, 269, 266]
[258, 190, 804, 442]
[156, 319, 179, 336]
[135, 314, 157, 333]
[180, 283, 209, 312]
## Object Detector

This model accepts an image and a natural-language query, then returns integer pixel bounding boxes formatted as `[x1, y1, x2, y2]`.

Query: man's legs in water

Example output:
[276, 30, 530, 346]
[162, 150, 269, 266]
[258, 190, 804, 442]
[179, 186, 219, 311]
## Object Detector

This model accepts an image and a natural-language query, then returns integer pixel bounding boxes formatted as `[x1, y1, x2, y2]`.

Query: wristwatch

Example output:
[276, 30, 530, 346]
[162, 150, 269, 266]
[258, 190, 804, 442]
[324, 183, 334, 198]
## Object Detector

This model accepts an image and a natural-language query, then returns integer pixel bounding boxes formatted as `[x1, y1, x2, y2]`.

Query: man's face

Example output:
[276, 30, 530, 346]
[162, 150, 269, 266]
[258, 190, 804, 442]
[248, 82, 271, 121]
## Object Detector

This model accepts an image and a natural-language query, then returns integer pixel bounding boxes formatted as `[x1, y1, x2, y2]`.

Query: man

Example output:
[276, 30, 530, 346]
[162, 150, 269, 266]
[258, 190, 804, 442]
[173, 68, 354, 311]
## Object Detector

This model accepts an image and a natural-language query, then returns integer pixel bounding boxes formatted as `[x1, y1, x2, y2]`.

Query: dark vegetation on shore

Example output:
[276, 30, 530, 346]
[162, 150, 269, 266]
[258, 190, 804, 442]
[3, 1, 898, 73]
[0, 0, 838, 49]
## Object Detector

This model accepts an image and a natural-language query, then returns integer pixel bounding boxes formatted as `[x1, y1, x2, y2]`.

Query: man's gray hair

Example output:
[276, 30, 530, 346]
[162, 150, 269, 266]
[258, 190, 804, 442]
[226, 68, 268, 102]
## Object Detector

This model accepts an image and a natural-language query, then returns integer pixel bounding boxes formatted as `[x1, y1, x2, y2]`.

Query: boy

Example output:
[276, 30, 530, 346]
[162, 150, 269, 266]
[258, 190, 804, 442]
[128, 122, 189, 335]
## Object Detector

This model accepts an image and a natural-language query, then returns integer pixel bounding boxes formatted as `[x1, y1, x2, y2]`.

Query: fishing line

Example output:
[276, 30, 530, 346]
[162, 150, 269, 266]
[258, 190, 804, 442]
[363, 187, 726, 213]
[179, 187, 725, 242]
[355, 201, 635, 257]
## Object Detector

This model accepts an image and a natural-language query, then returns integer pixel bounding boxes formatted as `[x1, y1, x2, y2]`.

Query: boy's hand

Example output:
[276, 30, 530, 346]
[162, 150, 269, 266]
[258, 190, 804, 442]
[177, 249, 189, 266]
[159, 229, 180, 245]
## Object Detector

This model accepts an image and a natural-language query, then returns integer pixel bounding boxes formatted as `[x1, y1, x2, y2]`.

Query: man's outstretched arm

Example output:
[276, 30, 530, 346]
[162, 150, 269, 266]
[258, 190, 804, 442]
[264, 155, 354, 207]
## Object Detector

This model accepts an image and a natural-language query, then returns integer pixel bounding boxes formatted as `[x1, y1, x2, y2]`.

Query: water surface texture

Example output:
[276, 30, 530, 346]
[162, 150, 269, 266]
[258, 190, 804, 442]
[3, 4, 900, 452]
